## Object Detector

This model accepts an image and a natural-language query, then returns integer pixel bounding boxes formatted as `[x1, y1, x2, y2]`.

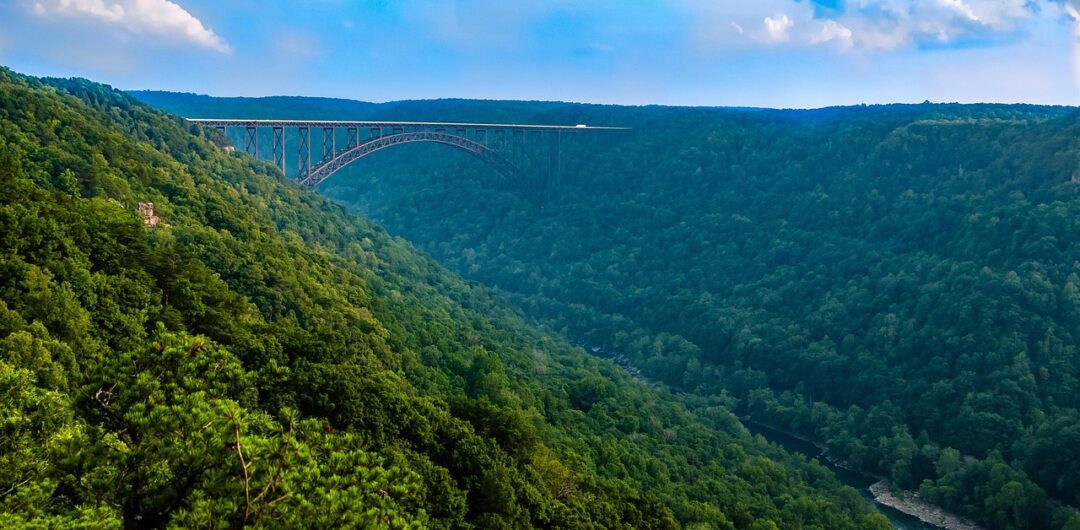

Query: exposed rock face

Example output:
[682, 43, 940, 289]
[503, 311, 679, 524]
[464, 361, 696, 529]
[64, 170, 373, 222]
[870, 480, 983, 530]
[138, 202, 160, 228]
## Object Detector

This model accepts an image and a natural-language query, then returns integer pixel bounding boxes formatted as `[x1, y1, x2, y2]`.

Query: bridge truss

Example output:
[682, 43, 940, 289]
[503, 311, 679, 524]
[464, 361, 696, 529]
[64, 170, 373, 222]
[187, 119, 625, 189]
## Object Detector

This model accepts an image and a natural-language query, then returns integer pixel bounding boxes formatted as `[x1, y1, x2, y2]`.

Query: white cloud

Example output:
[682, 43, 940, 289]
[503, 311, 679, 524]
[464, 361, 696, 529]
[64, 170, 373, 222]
[30, 0, 229, 53]
[938, 0, 980, 22]
[685, 0, 1044, 53]
[1066, 3, 1080, 36]
[810, 20, 854, 49]
[763, 14, 794, 42]
[836, 0, 1036, 50]
[1064, 2, 1080, 89]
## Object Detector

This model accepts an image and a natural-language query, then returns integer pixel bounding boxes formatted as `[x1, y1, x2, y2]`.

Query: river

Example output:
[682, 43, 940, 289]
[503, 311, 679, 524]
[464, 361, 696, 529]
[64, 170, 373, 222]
[741, 421, 943, 530]
[577, 341, 946, 529]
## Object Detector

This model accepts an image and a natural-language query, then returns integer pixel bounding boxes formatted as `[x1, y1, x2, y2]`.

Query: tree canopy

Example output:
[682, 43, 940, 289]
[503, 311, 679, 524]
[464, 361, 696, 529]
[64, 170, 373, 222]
[0, 69, 902, 528]
[148, 92, 1080, 530]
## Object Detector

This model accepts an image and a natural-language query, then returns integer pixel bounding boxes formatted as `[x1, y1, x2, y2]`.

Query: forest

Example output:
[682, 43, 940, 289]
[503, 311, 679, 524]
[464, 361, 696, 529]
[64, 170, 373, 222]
[0, 69, 909, 528]
[133, 90, 1080, 530]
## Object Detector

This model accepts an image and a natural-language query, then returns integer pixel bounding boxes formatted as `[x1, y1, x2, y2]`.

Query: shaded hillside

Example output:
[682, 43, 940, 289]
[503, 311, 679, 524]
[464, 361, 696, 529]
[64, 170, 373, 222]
[0, 72, 891, 529]
[139, 90, 1080, 530]
[327, 102, 1080, 530]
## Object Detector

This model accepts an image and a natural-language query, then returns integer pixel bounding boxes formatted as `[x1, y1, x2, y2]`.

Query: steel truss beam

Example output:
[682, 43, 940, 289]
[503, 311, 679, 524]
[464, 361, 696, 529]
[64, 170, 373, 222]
[188, 118, 625, 131]
[190, 118, 625, 189]
[322, 127, 335, 161]
[298, 131, 517, 188]
[245, 126, 258, 156]
[297, 127, 310, 180]
[272, 127, 285, 175]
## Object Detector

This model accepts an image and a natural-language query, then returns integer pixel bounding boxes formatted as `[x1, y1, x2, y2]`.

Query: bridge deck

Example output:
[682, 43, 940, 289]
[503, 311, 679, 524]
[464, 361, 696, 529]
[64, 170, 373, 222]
[186, 118, 627, 131]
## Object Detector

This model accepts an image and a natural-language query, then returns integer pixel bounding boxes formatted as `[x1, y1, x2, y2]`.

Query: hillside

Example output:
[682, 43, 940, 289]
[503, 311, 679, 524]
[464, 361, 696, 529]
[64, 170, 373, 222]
[127, 90, 579, 126]
[324, 103, 1080, 530]
[0, 72, 897, 528]
[133, 91, 1080, 530]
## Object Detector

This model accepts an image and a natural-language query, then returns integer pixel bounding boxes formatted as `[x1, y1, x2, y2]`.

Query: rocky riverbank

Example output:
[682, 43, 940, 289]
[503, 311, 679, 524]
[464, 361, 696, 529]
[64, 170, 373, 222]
[870, 480, 983, 530]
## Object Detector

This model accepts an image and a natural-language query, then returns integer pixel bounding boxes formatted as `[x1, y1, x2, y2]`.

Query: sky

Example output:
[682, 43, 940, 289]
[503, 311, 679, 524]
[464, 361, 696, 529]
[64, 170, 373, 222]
[2, 0, 1080, 108]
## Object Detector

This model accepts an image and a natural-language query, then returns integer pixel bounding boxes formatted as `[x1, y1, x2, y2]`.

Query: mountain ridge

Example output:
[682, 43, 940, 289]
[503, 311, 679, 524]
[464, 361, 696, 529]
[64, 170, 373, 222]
[136, 89, 1080, 530]
[0, 68, 890, 528]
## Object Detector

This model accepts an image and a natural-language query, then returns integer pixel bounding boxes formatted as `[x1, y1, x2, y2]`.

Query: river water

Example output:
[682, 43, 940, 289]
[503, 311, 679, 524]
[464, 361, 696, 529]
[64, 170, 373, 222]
[741, 421, 942, 530]
[578, 341, 943, 529]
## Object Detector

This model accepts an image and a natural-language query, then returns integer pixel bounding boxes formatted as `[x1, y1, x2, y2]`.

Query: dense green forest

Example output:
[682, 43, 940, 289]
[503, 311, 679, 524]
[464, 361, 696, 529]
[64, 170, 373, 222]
[134, 91, 1080, 530]
[0, 70, 904, 528]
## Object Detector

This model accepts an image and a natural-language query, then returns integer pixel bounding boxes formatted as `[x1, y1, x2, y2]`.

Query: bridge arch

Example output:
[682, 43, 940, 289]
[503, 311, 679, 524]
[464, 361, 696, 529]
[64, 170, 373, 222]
[187, 119, 626, 190]
[299, 130, 517, 188]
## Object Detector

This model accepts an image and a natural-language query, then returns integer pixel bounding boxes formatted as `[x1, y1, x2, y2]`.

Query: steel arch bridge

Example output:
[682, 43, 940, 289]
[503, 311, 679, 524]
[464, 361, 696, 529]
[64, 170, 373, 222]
[187, 119, 626, 189]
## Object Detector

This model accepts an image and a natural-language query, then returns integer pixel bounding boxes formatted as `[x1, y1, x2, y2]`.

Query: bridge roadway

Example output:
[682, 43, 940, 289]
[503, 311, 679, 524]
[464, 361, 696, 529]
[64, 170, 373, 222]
[187, 119, 625, 131]
[187, 118, 625, 188]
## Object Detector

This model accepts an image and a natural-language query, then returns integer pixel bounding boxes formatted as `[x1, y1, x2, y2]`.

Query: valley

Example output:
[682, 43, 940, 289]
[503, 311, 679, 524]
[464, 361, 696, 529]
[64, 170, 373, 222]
[0, 68, 901, 529]
[132, 91, 1080, 530]
[6, 1, 1080, 528]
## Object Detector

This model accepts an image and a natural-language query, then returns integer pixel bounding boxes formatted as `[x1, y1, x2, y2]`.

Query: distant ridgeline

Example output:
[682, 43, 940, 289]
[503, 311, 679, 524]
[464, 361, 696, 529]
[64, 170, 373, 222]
[133, 89, 1080, 530]
[0, 69, 902, 527]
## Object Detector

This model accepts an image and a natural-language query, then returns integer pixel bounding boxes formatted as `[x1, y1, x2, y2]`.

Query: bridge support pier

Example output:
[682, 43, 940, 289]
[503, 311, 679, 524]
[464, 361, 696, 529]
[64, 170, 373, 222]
[272, 127, 285, 175]
[298, 127, 310, 179]
[245, 126, 258, 157]
[192, 118, 623, 190]
[322, 127, 334, 162]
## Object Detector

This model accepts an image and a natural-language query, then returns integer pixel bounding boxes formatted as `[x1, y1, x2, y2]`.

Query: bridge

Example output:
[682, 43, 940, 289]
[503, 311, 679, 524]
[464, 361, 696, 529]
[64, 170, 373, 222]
[187, 119, 626, 188]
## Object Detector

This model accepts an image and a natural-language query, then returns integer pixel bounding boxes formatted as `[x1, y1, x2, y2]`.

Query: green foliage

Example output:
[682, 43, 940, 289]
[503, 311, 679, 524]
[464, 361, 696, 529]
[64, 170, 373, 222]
[215, 94, 1080, 528]
[0, 68, 890, 528]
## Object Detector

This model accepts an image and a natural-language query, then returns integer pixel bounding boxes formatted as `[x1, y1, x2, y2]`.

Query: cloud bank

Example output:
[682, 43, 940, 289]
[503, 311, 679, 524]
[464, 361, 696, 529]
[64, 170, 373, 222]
[690, 0, 1059, 52]
[30, 0, 229, 53]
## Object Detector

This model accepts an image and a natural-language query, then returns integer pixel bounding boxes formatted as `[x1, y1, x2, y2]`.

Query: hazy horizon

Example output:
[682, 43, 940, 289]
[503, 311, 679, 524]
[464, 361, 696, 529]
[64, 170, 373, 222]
[125, 87, 1080, 112]
[4, 1, 1080, 108]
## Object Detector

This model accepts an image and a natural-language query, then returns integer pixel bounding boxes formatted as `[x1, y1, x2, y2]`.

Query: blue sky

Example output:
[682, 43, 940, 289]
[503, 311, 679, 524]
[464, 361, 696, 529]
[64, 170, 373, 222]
[1, 0, 1080, 108]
